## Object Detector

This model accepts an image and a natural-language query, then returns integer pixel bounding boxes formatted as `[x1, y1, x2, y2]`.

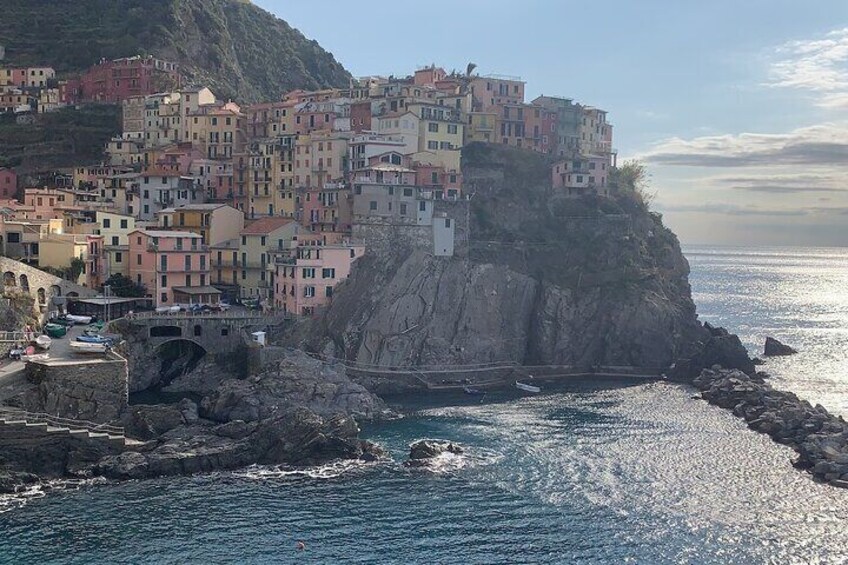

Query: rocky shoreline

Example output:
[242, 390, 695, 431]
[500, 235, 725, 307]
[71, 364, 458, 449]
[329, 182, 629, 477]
[0, 349, 390, 493]
[694, 367, 848, 488]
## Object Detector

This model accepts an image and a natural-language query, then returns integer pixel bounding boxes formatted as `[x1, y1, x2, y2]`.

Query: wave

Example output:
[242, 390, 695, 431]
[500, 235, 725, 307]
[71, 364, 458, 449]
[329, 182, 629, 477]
[0, 477, 108, 514]
[231, 459, 375, 481]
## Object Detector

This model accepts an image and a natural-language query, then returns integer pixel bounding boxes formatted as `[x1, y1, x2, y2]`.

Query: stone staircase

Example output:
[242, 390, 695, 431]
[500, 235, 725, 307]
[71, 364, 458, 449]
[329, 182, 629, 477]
[0, 407, 131, 447]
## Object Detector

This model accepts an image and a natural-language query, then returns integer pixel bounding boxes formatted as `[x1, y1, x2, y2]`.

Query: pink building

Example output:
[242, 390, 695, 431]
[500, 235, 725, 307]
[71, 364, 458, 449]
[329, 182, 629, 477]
[551, 155, 611, 197]
[414, 162, 462, 199]
[23, 188, 81, 220]
[524, 105, 558, 155]
[128, 229, 216, 307]
[63, 56, 180, 104]
[0, 168, 17, 199]
[273, 243, 364, 316]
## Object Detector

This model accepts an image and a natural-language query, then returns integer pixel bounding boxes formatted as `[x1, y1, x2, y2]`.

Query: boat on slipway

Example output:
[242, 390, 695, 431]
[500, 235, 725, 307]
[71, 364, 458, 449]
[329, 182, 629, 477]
[34, 335, 52, 350]
[515, 381, 541, 393]
[69, 341, 109, 354]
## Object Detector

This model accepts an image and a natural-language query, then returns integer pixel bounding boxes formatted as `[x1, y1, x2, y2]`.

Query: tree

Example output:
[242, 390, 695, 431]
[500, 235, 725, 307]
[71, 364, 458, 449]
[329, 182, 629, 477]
[610, 159, 655, 209]
[101, 273, 146, 298]
[68, 257, 85, 283]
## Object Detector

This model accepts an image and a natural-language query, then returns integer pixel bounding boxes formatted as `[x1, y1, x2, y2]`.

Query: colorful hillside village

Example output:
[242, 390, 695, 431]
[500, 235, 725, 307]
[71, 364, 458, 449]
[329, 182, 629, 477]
[0, 57, 616, 315]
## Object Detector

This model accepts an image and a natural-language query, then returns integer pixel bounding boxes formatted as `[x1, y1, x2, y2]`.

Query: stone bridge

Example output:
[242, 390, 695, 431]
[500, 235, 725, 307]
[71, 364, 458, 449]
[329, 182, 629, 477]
[0, 256, 96, 320]
[121, 311, 286, 356]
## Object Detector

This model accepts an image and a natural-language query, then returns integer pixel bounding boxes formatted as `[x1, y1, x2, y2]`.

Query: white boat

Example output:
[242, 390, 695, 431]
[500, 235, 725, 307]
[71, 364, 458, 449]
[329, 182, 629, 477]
[21, 353, 50, 362]
[515, 381, 541, 393]
[34, 335, 52, 350]
[65, 314, 93, 325]
[69, 341, 108, 354]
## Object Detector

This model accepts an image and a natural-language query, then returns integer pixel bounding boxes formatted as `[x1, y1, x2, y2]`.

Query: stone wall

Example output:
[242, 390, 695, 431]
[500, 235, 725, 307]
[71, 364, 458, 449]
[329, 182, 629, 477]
[0, 256, 97, 322]
[22, 356, 129, 424]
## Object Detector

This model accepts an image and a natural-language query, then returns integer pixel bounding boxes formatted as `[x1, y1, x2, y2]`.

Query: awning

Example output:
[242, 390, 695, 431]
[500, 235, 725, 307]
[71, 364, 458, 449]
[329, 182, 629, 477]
[171, 286, 222, 295]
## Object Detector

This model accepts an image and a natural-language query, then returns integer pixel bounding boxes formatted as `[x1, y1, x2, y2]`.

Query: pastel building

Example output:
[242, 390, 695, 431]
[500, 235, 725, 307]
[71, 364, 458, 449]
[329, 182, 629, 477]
[137, 169, 206, 221]
[157, 203, 243, 246]
[64, 56, 180, 104]
[273, 243, 364, 316]
[128, 229, 215, 307]
[39, 233, 104, 288]
[0, 168, 16, 199]
[551, 154, 610, 197]
[95, 211, 136, 277]
[238, 216, 300, 301]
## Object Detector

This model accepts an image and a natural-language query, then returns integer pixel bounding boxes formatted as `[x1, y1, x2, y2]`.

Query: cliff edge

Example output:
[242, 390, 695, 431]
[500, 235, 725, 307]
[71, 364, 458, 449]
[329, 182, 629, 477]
[309, 144, 751, 376]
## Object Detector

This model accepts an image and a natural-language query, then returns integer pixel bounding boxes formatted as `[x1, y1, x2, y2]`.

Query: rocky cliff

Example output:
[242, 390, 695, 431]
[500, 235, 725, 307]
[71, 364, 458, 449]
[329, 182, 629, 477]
[0, 0, 350, 103]
[310, 144, 751, 375]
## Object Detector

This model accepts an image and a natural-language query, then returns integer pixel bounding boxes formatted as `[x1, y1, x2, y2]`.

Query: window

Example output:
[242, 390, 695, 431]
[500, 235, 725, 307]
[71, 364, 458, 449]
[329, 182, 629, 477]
[304, 286, 315, 298]
[445, 218, 451, 228]
[137, 254, 142, 265]
[302, 268, 316, 279]
[160, 255, 168, 271]
[161, 275, 167, 288]
[115, 252, 123, 263]
[161, 293, 168, 303]
[200, 256, 206, 270]
[260, 236, 266, 246]
[111, 236, 119, 246]
[326, 286, 334, 298]
[6, 232, 20, 243]
[185, 255, 191, 270]
[447, 124, 458, 134]
[427, 141, 438, 150]
[428, 123, 439, 133]
[400, 203, 408, 215]
[403, 188, 413, 197]
[103, 218, 111, 228]
[576, 175, 584, 183]
[369, 201, 377, 211]
[419, 201, 426, 212]
[185, 274, 192, 286]
[322, 268, 335, 279]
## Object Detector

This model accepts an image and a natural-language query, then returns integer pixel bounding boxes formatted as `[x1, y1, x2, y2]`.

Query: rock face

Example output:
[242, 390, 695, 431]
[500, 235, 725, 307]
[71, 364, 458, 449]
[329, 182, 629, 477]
[406, 440, 464, 467]
[200, 349, 388, 422]
[310, 144, 752, 378]
[764, 337, 798, 357]
[694, 367, 848, 488]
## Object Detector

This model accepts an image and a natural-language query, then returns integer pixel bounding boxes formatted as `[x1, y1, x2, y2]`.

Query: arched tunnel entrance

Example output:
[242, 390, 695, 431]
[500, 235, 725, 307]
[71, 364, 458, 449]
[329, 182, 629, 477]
[129, 339, 207, 405]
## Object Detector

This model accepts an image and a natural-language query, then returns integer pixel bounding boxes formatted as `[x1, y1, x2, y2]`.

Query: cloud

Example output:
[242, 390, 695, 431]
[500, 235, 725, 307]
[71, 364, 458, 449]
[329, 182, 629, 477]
[657, 202, 808, 217]
[769, 28, 848, 107]
[713, 174, 847, 194]
[639, 123, 848, 167]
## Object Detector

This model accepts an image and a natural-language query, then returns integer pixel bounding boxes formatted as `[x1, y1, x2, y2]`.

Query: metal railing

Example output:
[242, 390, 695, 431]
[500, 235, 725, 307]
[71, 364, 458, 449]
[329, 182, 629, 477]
[0, 407, 125, 436]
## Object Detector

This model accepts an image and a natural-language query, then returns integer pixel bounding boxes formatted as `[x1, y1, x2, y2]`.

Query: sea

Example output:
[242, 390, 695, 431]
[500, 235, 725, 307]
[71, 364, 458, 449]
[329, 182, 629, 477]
[1, 245, 847, 564]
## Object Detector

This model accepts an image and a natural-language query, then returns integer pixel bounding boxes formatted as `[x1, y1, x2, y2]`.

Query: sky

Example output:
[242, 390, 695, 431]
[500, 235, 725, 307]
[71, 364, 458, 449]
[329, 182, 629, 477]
[253, 0, 848, 246]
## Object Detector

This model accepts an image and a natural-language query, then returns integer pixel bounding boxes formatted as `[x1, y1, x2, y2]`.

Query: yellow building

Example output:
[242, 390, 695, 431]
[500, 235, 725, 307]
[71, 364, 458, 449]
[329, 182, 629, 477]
[408, 102, 464, 173]
[187, 102, 246, 160]
[274, 135, 297, 218]
[466, 111, 498, 144]
[238, 216, 300, 301]
[95, 211, 136, 277]
[157, 203, 244, 246]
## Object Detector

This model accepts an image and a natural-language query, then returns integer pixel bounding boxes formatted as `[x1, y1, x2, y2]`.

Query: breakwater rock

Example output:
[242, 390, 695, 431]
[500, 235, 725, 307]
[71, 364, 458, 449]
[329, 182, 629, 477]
[693, 367, 848, 488]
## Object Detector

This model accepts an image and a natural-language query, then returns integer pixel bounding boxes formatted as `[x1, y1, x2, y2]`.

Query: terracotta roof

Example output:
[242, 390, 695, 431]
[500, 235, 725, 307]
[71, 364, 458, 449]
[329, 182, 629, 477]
[240, 216, 295, 235]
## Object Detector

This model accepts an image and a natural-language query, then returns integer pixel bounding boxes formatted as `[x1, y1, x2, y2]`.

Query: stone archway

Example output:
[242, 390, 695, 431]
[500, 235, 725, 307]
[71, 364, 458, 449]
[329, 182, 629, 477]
[37, 287, 46, 304]
[50, 284, 62, 297]
[3, 271, 16, 287]
[19, 274, 29, 292]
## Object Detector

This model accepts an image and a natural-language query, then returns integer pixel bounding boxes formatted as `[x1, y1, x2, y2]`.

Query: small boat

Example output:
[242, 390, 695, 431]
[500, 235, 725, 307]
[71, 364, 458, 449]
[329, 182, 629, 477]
[463, 386, 485, 395]
[21, 353, 50, 362]
[69, 341, 108, 354]
[44, 323, 68, 338]
[515, 381, 541, 393]
[76, 334, 113, 345]
[34, 335, 52, 350]
[65, 314, 93, 325]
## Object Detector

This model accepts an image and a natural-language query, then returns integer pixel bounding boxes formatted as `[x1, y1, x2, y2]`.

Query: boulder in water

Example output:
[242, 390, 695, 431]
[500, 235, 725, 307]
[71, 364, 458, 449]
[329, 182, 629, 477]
[763, 337, 797, 357]
[406, 439, 463, 467]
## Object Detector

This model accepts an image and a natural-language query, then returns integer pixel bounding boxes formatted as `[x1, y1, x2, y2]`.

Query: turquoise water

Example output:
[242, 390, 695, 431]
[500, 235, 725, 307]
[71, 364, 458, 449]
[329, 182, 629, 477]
[2, 246, 848, 564]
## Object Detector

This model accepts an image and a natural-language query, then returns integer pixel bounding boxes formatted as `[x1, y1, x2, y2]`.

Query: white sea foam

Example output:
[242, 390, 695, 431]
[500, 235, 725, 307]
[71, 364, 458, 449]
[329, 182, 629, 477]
[231, 459, 375, 481]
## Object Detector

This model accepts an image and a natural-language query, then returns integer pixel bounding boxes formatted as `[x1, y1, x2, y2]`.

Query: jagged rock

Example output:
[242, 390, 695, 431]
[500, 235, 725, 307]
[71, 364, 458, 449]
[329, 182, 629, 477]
[406, 440, 464, 467]
[764, 337, 798, 357]
[200, 349, 386, 423]
[123, 404, 187, 440]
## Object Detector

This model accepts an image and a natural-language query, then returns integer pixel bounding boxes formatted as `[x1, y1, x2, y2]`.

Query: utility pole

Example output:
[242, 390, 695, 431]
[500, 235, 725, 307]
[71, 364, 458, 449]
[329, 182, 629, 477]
[104, 284, 111, 324]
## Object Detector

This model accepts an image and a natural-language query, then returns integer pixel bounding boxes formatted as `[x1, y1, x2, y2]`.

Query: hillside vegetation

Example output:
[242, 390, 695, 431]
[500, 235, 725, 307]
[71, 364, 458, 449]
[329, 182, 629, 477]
[0, 0, 350, 102]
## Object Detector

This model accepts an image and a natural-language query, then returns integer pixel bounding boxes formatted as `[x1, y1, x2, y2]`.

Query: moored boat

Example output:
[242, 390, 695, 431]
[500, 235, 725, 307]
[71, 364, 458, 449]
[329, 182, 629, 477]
[463, 386, 485, 395]
[76, 334, 113, 345]
[515, 381, 541, 393]
[65, 315, 93, 325]
[44, 323, 67, 338]
[69, 341, 109, 354]
[34, 335, 52, 350]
